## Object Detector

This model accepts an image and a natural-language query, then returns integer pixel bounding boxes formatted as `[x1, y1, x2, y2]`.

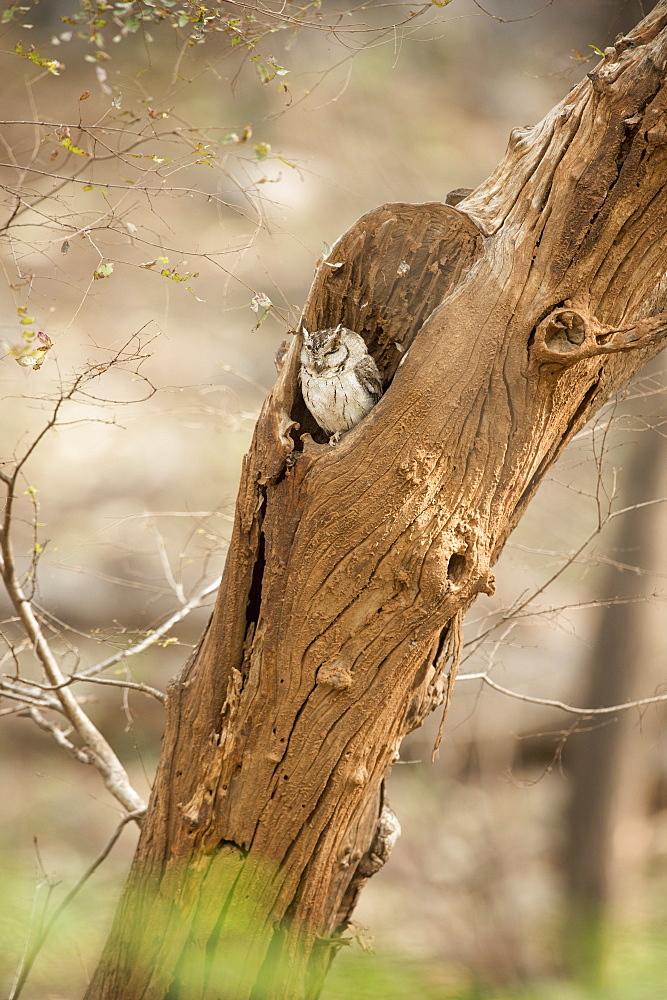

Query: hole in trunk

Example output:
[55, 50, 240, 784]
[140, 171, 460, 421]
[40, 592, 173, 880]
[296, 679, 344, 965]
[447, 552, 466, 583]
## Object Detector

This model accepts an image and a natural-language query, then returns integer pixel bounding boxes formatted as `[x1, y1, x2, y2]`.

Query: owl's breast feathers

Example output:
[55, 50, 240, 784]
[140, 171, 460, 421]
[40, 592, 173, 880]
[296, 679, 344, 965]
[301, 365, 382, 437]
[299, 326, 383, 438]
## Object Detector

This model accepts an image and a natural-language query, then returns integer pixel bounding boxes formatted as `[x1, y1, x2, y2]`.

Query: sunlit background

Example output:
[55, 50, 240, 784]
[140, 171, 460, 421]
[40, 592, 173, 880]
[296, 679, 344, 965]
[1, 1, 666, 997]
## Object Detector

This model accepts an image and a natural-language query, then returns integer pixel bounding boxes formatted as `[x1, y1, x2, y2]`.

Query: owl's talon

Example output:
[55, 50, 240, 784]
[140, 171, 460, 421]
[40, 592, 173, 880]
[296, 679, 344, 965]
[329, 432, 341, 446]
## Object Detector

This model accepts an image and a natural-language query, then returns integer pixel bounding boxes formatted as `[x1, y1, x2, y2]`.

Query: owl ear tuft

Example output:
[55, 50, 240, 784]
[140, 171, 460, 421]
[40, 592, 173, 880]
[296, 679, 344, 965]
[335, 323, 342, 333]
[302, 325, 311, 340]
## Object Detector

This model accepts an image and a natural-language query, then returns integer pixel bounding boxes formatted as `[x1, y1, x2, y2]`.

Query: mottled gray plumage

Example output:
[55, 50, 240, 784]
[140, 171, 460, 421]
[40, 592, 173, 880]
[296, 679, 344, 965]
[300, 324, 383, 441]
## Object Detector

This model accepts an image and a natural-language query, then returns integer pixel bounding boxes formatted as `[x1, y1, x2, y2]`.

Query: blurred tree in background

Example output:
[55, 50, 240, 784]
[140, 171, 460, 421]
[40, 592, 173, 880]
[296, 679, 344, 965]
[1, 2, 666, 999]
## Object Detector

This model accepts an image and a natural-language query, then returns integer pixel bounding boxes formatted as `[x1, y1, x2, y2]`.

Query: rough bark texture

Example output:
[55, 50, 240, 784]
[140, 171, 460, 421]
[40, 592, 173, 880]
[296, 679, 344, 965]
[86, 6, 667, 998]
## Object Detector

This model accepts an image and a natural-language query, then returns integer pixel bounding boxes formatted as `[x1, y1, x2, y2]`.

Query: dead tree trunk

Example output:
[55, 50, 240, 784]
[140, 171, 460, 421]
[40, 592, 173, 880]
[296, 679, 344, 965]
[85, 6, 667, 998]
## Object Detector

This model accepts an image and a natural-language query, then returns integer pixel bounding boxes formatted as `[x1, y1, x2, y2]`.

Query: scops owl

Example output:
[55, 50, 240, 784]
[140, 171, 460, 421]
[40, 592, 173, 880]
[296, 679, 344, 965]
[300, 324, 383, 442]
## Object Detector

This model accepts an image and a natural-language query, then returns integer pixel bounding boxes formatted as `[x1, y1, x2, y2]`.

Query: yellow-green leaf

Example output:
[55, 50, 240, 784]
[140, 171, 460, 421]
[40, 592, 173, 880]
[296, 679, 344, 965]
[61, 136, 90, 156]
[14, 41, 62, 75]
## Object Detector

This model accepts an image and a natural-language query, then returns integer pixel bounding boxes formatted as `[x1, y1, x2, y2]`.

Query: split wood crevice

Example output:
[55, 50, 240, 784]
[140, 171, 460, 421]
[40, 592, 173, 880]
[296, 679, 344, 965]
[85, 5, 667, 1000]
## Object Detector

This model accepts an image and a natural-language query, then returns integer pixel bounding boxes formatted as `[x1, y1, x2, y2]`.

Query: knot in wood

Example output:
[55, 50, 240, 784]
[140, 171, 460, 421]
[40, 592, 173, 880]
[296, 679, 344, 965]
[317, 658, 353, 689]
[532, 302, 667, 370]
[509, 125, 532, 150]
[532, 302, 598, 369]
[613, 34, 636, 55]
[542, 308, 587, 352]
[348, 765, 368, 787]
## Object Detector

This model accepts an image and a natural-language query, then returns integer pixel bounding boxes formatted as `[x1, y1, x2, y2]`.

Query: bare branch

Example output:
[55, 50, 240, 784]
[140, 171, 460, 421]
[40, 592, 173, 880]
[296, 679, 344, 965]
[26, 707, 91, 764]
[0, 476, 146, 817]
[29, 673, 167, 706]
[151, 522, 186, 605]
[458, 671, 667, 717]
[532, 302, 667, 369]
[0, 684, 59, 712]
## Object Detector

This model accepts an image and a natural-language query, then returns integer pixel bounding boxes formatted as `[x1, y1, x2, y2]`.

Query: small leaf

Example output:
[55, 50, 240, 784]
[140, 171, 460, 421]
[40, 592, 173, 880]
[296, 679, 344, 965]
[254, 60, 274, 84]
[61, 136, 90, 156]
[79, 91, 90, 101]
[61, 239, 70, 254]
[15, 352, 43, 369]
[589, 44, 605, 56]
[14, 41, 62, 74]
[254, 142, 270, 161]
[93, 262, 114, 279]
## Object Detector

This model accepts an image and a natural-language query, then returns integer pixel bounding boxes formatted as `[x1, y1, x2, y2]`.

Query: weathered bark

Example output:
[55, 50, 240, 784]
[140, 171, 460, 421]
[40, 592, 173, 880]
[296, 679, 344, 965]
[86, 6, 667, 998]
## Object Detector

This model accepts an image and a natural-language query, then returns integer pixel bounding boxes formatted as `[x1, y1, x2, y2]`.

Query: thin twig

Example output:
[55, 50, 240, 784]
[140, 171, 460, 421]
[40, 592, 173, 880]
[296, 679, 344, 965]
[463, 496, 667, 664]
[8, 811, 143, 1000]
[29, 673, 167, 705]
[81, 576, 221, 678]
[151, 522, 186, 605]
[1, 408, 146, 817]
[0, 684, 61, 712]
[457, 671, 667, 716]
[26, 707, 92, 764]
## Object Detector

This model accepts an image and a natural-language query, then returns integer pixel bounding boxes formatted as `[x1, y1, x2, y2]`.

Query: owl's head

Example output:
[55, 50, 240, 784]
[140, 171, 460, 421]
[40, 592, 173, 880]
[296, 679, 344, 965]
[300, 324, 350, 375]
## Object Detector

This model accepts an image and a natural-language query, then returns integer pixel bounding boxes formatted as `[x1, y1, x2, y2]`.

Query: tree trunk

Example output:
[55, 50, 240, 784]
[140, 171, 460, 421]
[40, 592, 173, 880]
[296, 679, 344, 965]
[85, 6, 667, 998]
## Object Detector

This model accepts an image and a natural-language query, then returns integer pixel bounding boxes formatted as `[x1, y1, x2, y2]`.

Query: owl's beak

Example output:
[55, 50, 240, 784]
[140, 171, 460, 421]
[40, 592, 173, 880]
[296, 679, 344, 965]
[313, 359, 324, 374]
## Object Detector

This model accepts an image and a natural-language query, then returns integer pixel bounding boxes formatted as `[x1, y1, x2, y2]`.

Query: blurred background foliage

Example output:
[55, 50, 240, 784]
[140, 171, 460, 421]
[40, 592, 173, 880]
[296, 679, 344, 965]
[0, 1, 666, 998]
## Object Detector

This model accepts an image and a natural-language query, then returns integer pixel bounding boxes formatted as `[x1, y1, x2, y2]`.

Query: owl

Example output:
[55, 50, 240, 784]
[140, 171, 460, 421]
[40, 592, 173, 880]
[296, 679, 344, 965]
[300, 324, 383, 442]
